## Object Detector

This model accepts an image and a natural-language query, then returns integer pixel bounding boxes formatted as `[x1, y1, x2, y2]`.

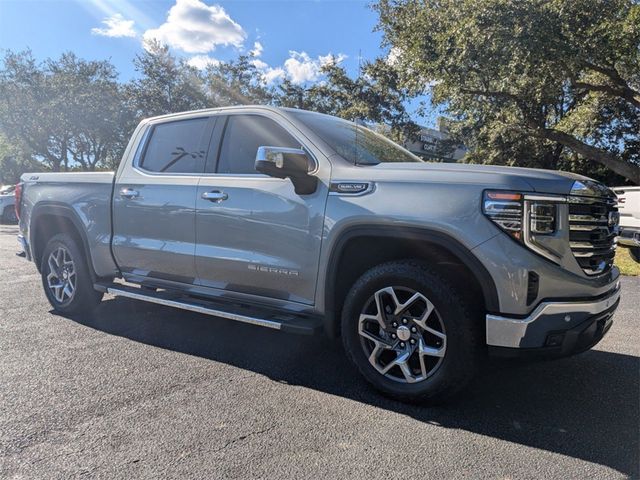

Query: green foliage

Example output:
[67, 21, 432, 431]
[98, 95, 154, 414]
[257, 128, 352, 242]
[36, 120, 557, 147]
[0, 134, 43, 184]
[0, 50, 127, 171]
[276, 58, 417, 141]
[203, 54, 275, 107]
[615, 247, 640, 276]
[48, 53, 127, 170]
[375, 0, 640, 184]
[127, 41, 208, 119]
[0, 43, 415, 174]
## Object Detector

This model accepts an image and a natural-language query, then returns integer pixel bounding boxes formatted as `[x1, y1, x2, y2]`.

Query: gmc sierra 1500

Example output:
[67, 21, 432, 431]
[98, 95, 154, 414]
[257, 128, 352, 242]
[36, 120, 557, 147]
[16, 106, 621, 402]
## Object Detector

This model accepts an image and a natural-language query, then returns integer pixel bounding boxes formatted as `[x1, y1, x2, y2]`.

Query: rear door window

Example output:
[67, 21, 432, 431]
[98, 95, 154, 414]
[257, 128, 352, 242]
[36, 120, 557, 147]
[140, 118, 211, 174]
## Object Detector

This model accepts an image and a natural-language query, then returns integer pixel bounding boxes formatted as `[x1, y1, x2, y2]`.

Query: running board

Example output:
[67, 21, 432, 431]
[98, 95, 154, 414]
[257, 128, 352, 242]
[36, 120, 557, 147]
[97, 283, 323, 335]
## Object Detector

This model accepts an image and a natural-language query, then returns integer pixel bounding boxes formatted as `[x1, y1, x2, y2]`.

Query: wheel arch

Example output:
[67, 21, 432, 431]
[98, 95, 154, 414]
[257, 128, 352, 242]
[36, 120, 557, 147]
[323, 225, 499, 338]
[30, 203, 97, 282]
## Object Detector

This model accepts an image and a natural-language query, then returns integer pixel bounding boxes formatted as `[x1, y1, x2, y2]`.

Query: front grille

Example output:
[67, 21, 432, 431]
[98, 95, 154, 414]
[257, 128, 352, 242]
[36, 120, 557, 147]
[568, 196, 618, 275]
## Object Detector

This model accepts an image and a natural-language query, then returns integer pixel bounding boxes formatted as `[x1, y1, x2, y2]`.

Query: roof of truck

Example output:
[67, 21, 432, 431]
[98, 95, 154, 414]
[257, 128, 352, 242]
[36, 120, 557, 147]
[143, 105, 321, 123]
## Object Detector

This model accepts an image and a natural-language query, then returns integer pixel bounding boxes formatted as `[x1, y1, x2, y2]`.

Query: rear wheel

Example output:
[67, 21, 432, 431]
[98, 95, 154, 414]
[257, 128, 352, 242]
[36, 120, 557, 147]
[341, 261, 482, 403]
[40, 233, 103, 314]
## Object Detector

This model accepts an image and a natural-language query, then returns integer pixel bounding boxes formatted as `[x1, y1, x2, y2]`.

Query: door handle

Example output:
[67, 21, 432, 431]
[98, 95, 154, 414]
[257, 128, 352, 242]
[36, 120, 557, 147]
[120, 188, 139, 199]
[202, 190, 228, 203]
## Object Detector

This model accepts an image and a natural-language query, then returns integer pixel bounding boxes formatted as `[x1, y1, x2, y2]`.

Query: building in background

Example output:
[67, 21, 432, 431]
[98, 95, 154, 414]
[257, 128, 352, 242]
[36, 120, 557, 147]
[404, 120, 467, 162]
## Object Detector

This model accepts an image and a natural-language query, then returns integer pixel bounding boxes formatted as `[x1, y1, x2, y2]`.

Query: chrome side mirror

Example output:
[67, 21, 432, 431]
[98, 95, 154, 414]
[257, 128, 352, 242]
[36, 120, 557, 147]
[255, 146, 317, 195]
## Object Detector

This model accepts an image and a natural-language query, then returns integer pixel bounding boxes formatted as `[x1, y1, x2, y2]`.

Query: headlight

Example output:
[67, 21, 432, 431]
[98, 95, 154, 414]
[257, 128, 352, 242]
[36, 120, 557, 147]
[529, 202, 556, 234]
[483, 190, 561, 262]
[482, 191, 524, 240]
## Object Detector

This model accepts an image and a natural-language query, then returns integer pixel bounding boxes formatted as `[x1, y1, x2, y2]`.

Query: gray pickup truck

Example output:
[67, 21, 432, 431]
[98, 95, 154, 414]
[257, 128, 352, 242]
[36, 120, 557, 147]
[16, 106, 621, 402]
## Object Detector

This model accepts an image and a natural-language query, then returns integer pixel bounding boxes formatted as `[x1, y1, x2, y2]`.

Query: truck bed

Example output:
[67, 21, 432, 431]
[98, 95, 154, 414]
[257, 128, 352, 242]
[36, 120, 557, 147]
[19, 171, 118, 277]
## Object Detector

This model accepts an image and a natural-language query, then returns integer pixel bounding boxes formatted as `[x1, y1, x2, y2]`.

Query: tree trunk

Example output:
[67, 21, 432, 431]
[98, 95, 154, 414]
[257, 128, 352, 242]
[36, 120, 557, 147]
[540, 128, 640, 185]
[62, 137, 68, 171]
[46, 153, 62, 172]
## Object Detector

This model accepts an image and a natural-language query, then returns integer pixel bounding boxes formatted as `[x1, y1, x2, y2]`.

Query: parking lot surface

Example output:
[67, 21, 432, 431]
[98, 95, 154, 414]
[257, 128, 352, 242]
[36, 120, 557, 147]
[0, 225, 638, 479]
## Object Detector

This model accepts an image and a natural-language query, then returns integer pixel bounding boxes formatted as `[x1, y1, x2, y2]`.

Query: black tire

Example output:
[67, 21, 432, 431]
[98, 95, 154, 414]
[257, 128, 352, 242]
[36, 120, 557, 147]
[40, 233, 103, 314]
[2, 206, 17, 224]
[629, 246, 640, 263]
[341, 260, 482, 404]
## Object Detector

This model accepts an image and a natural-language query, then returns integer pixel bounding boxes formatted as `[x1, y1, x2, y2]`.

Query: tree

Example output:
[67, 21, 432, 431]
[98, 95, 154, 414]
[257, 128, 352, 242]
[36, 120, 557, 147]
[0, 134, 42, 184]
[374, 0, 640, 184]
[47, 53, 126, 170]
[127, 41, 208, 119]
[0, 50, 127, 171]
[0, 50, 66, 171]
[276, 59, 418, 141]
[203, 54, 274, 107]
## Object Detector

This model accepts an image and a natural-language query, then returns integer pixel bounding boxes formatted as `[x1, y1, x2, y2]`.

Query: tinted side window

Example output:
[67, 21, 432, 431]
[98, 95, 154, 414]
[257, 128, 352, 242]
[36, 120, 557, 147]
[217, 115, 300, 174]
[140, 118, 209, 173]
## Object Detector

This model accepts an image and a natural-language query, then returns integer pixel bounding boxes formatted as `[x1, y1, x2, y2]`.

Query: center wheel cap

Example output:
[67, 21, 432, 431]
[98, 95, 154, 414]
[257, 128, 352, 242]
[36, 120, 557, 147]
[396, 325, 411, 342]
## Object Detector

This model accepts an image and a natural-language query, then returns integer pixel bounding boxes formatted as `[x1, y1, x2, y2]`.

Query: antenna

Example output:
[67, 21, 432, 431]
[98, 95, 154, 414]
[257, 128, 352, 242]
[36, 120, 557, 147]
[354, 48, 362, 166]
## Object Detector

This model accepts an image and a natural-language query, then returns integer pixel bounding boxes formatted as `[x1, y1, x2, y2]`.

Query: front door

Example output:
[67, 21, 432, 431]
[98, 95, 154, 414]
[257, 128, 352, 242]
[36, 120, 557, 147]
[113, 115, 216, 284]
[195, 113, 329, 305]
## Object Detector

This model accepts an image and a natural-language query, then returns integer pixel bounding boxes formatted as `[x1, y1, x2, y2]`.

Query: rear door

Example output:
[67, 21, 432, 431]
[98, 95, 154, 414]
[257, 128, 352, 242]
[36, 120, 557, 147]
[194, 112, 330, 305]
[112, 115, 216, 284]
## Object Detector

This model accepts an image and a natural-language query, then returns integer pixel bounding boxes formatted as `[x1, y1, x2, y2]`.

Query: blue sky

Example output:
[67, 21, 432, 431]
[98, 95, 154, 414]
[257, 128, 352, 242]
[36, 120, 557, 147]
[0, 0, 434, 124]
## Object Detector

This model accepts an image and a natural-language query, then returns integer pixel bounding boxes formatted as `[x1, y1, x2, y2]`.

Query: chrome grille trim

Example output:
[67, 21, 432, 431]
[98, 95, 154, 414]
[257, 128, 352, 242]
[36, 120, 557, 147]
[568, 193, 618, 275]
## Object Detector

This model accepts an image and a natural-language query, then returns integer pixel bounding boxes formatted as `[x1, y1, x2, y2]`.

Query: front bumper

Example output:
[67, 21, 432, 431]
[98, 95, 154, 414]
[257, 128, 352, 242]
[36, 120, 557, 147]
[486, 283, 620, 357]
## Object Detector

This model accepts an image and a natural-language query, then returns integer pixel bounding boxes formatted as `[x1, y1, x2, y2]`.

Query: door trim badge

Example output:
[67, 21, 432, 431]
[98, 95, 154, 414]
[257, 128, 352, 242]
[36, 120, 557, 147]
[329, 181, 374, 196]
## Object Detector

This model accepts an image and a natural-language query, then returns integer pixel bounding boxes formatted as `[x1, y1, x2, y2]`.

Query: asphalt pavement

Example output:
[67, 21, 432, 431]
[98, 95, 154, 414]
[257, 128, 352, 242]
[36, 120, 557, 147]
[0, 224, 638, 479]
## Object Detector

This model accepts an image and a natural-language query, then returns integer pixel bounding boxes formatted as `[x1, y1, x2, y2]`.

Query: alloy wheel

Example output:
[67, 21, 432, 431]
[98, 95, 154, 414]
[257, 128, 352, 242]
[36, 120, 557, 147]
[358, 286, 447, 384]
[46, 246, 76, 304]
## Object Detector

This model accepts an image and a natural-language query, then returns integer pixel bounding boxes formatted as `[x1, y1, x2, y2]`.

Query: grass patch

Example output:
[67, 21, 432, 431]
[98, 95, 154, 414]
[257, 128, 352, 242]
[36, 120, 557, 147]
[615, 247, 640, 276]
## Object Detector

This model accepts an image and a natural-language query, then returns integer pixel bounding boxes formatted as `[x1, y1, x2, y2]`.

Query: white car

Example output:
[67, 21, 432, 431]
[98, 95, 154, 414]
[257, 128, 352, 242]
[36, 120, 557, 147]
[0, 185, 17, 224]
[612, 186, 640, 263]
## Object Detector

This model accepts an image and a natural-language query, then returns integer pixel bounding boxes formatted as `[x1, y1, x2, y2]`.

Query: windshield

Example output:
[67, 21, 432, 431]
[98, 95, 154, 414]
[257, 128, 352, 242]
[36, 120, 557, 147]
[0, 186, 15, 195]
[291, 111, 422, 165]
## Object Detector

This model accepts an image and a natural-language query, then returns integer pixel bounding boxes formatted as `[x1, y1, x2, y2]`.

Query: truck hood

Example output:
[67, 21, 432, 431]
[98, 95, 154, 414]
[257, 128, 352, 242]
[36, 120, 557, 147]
[369, 162, 594, 195]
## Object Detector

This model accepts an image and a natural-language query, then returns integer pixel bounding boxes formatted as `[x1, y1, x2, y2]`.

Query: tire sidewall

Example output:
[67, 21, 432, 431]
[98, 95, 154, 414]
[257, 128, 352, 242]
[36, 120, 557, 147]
[342, 262, 479, 401]
[40, 233, 101, 314]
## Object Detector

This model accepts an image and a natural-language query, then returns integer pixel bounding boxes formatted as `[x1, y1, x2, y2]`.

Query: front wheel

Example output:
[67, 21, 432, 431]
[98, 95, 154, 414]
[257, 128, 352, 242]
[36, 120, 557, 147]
[341, 261, 482, 403]
[40, 233, 103, 314]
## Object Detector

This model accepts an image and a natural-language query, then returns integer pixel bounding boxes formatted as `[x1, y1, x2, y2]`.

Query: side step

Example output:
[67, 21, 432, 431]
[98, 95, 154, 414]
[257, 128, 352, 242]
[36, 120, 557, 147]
[95, 282, 323, 335]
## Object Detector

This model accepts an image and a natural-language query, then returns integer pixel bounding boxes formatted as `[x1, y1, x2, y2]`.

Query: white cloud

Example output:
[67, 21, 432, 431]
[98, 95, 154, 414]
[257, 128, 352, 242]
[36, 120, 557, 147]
[248, 50, 347, 86]
[283, 51, 319, 84]
[250, 58, 285, 85]
[143, 0, 246, 54]
[250, 59, 268, 70]
[319, 53, 347, 66]
[263, 67, 286, 84]
[187, 55, 221, 70]
[249, 41, 263, 57]
[91, 13, 136, 38]
[283, 51, 347, 84]
[385, 46, 402, 66]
